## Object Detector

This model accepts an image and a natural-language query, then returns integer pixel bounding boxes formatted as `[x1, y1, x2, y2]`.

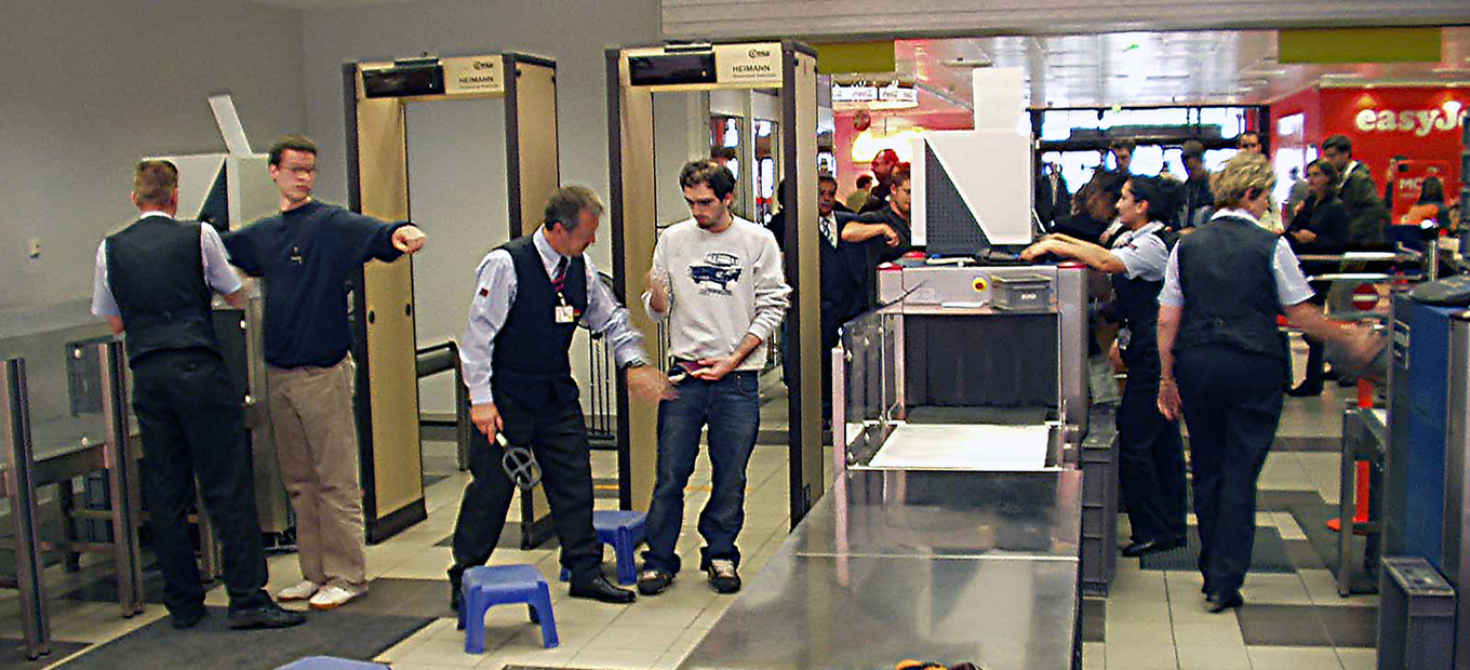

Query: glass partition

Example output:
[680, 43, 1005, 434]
[834, 305, 903, 469]
[0, 301, 117, 461]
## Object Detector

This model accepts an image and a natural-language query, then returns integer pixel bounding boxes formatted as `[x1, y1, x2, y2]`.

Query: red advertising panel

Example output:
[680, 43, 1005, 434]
[1270, 86, 1466, 208]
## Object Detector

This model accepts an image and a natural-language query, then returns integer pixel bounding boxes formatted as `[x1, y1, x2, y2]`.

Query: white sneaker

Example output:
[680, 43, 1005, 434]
[277, 580, 320, 602]
[308, 583, 367, 611]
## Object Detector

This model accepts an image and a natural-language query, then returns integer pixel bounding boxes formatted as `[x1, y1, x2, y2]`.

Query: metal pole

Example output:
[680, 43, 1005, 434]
[3, 358, 51, 658]
[98, 341, 144, 617]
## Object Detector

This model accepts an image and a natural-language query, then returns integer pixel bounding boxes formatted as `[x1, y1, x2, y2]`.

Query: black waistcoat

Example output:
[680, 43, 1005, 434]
[491, 235, 589, 408]
[1175, 216, 1286, 361]
[105, 217, 218, 366]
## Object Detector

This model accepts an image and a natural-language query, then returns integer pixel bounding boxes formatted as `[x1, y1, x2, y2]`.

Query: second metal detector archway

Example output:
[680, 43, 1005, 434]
[606, 41, 823, 525]
[342, 51, 559, 543]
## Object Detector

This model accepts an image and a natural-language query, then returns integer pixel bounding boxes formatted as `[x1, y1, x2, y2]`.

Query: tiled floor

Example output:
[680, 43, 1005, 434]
[11, 343, 1381, 670]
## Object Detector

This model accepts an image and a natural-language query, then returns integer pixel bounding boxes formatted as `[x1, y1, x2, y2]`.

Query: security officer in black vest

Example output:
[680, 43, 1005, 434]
[1156, 154, 1377, 613]
[449, 186, 672, 611]
[90, 160, 305, 630]
[1023, 175, 1189, 559]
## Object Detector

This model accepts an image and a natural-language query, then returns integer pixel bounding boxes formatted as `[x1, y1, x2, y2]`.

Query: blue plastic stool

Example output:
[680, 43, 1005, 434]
[457, 564, 558, 654]
[558, 510, 648, 585]
[275, 658, 388, 669]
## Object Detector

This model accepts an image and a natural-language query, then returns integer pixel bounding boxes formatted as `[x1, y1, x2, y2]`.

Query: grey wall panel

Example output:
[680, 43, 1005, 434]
[0, 0, 306, 310]
[661, 0, 1470, 40]
[404, 98, 509, 417]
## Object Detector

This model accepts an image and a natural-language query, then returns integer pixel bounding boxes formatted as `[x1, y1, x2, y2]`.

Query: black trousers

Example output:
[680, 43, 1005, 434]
[449, 396, 600, 585]
[131, 349, 270, 616]
[1175, 345, 1285, 594]
[1116, 371, 1188, 545]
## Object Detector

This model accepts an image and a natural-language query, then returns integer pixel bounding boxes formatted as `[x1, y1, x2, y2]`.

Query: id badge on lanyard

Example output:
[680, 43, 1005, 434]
[555, 292, 576, 324]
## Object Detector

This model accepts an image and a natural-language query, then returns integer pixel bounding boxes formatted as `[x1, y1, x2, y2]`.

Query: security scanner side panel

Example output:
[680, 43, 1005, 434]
[345, 65, 427, 543]
[508, 55, 560, 235]
[607, 49, 661, 512]
[1385, 298, 1455, 566]
[1445, 313, 1470, 670]
[784, 44, 823, 521]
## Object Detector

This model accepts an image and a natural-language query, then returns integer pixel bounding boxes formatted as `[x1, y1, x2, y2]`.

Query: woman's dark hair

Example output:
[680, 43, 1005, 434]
[1306, 159, 1339, 199]
[1419, 176, 1446, 204]
[1126, 175, 1183, 226]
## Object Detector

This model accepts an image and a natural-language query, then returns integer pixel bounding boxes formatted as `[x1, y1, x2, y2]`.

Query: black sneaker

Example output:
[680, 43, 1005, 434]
[637, 568, 674, 596]
[706, 559, 741, 594]
[227, 601, 307, 630]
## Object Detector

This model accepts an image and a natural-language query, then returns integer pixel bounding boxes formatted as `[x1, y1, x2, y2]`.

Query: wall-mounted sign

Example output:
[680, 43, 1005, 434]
[443, 55, 504, 96]
[1353, 100, 1466, 137]
[715, 43, 782, 87]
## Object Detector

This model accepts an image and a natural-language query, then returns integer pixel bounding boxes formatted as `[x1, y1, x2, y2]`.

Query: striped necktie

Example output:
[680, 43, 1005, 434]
[551, 256, 569, 293]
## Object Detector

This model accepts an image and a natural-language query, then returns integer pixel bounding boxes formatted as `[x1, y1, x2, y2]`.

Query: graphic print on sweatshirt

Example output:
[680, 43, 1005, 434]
[688, 251, 744, 295]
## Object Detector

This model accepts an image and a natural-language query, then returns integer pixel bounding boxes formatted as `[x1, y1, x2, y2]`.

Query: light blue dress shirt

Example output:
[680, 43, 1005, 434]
[91, 212, 243, 318]
[461, 227, 649, 406]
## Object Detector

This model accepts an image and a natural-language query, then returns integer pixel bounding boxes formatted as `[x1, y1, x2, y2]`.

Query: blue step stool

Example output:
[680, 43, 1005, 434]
[558, 509, 647, 585]
[457, 564, 558, 654]
[275, 658, 388, 669]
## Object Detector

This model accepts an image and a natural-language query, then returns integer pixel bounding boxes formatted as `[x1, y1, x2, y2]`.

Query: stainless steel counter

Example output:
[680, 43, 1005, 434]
[681, 470, 1082, 670]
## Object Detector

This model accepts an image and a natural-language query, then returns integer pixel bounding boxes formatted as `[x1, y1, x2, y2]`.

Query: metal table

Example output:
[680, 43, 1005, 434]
[681, 470, 1083, 670]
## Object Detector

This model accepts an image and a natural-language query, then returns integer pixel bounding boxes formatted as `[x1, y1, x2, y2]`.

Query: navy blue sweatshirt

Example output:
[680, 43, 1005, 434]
[222, 200, 408, 368]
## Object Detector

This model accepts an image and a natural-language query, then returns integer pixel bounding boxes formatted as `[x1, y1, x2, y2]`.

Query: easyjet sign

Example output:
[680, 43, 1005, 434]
[1354, 101, 1467, 137]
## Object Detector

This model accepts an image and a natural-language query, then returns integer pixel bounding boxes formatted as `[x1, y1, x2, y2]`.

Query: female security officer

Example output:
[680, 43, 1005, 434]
[1156, 153, 1375, 612]
[1024, 175, 1188, 559]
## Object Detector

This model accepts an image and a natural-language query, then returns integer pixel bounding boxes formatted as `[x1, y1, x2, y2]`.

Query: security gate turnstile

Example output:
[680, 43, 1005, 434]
[343, 52, 560, 544]
[606, 41, 823, 524]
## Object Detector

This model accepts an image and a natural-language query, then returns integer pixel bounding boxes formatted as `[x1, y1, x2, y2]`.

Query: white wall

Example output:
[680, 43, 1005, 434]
[300, 0, 662, 276]
[0, 0, 307, 310]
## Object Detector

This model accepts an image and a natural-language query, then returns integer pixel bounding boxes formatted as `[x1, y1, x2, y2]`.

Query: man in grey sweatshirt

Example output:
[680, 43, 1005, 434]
[637, 160, 791, 596]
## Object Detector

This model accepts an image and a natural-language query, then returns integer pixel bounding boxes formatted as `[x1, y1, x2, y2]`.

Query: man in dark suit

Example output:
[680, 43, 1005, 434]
[1321, 135, 1388, 248]
[91, 160, 305, 631]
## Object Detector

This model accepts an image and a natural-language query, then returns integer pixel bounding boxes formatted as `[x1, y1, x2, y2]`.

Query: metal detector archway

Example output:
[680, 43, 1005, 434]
[342, 52, 559, 543]
[606, 41, 823, 525]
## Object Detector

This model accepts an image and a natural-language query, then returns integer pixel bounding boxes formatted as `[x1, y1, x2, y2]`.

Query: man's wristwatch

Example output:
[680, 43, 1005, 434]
[623, 359, 649, 370]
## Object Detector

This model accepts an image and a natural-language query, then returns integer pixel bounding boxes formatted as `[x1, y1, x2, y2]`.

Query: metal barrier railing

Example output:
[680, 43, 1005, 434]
[2, 358, 50, 659]
[415, 340, 471, 471]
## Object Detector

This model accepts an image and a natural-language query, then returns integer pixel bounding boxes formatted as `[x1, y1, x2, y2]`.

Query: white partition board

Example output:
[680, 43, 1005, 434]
[867, 423, 1049, 471]
[911, 130, 1033, 247]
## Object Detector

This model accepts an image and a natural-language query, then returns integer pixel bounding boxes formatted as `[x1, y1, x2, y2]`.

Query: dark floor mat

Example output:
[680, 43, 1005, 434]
[1236, 603, 1377, 648]
[49, 606, 431, 670]
[0, 639, 89, 670]
[1138, 526, 1294, 573]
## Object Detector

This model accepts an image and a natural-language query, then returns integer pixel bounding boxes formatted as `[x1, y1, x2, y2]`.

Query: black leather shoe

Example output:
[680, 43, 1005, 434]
[1121, 538, 1180, 558]
[569, 575, 636, 604]
[227, 601, 307, 629]
[171, 607, 207, 630]
[1208, 589, 1244, 613]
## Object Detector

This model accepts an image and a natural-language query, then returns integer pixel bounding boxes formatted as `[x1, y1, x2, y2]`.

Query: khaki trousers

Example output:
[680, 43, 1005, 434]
[267, 356, 367, 588]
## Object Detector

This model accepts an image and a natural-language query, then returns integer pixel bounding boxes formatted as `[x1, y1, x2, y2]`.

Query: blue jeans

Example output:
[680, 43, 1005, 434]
[641, 370, 760, 575]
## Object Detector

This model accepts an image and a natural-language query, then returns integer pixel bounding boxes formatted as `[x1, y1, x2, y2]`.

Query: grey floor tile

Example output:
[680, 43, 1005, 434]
[1246, 645, 1345, 670]
[1236, 604, 1332, 646]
